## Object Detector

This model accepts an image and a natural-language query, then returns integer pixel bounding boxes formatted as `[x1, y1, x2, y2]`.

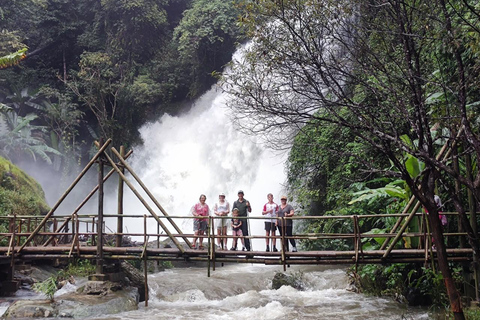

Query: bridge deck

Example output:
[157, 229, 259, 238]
[0, 246, 473, 265]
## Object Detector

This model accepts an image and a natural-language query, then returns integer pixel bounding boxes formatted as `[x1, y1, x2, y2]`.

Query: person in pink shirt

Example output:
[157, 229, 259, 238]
[190, 194, 210, 250]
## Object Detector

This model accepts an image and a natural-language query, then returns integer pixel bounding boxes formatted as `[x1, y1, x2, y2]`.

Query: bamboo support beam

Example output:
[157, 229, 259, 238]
[99, 145, 185, 253]
[110, 147, 192, 248]
[43, 149, 133, 247]
[380, 126, 464, 251]
[382, 201, 422, 259]
[18, 139, 112, 252]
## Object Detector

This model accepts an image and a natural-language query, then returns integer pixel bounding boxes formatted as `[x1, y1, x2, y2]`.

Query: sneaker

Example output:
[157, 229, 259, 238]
[242, 247, 246, 251]
[266, 245, 270, 252]
[273, 247, 278, 252]
[230, 247, 236, 251]
[292, 247, 297, 252]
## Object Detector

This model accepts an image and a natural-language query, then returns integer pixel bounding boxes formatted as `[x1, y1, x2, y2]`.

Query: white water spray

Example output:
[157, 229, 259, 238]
[118, 73, 287, 247]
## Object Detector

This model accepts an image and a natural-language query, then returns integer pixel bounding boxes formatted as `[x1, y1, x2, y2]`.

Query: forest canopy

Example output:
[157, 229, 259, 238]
[0, 0, 245, 171]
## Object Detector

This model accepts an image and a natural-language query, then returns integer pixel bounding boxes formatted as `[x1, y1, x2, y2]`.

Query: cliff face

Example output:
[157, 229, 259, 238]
[0, 156, 49, 217]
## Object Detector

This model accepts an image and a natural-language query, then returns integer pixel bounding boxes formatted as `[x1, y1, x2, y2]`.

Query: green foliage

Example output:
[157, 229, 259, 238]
[353, 263, 467, 309]
[100, 0, 169, 62]
[0, 112, 62, 164]
[33, 260, 95, 301]
[59, 259, 96, 278]
[173, 0, 244, 96]
[33, 276, 57, 301]
[0, 48, 27, 69]
[0, 156, 49, 216]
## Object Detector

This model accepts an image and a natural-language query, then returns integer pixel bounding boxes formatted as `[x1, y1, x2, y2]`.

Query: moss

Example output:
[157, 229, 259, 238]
[0, 156, 49, 216]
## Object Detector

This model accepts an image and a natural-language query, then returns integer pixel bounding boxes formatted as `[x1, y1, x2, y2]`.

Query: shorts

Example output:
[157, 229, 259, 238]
[215, 217, 229, 228]
[194, 219, 208, 231]
[264, 222, 277, 232]
[232, 229, 243, 237]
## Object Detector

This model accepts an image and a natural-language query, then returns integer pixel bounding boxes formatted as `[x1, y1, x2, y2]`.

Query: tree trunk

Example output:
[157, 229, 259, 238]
[427, 204, 465, 319]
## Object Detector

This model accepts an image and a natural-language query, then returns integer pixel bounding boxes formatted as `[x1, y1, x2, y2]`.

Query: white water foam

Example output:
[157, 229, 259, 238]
[113, 82, 287, 248]
[89, 264, 431, 320]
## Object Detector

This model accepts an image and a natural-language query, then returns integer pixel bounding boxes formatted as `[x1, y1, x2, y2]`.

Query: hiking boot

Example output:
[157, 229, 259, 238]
[266, 245, 270, 252]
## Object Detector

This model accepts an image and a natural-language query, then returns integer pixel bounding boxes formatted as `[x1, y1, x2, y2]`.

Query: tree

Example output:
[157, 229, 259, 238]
[99, 0, 169, 64]
[223, 1, 480, 318]
[173, 0, 245, 96]
[65, 51, 124, 139]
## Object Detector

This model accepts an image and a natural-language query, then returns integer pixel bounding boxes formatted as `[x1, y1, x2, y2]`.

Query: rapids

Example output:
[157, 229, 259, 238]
[89, 264, 431, 320]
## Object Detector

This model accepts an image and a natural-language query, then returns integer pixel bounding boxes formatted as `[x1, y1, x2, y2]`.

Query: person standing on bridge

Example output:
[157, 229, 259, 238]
[233, 190, 251, 251]
[191, 194, 210, 250]
[262, 193, 278, 252]
[213, 192, 230, 249]
[276, 195, 297, 252]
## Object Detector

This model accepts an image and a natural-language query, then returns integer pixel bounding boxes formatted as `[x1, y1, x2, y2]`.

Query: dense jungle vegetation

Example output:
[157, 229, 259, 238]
[0, 0, 245, 171]
[1, 0, 480, 317]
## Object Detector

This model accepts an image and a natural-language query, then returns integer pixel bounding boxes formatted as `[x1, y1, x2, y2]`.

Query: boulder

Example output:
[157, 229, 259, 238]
[271, 272, 304, 290]
[3, 286, 139, 318]
[3, 300, 57, 318]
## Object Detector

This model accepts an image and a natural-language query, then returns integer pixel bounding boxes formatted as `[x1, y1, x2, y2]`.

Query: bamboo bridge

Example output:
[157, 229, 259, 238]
[0, 139, 478, 296]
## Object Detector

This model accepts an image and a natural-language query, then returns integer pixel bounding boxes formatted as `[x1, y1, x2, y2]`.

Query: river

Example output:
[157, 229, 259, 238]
[88, 264, 430, 320]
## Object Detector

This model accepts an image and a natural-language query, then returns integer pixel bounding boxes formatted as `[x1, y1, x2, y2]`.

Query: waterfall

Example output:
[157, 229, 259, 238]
[116, 58, 288, 246]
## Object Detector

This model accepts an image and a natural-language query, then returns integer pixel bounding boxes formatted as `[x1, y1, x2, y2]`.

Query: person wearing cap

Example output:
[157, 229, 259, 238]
[262, 193, 279, 252]
[232, 190, 252, 251]
[190, 194, 210, 250]
[276, 195, 297, 252]
[213, 193, 230, 249]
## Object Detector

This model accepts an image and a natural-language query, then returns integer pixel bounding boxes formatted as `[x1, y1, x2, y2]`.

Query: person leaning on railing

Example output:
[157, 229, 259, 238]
[276, 195, 297, 252]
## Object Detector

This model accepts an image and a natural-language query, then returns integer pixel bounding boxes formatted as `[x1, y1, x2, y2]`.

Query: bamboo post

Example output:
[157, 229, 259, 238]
[210, 216, 215, 272]
[69, 214, 77, 258]
[96, 140, 105, 275]
[76, 214, 80, 256]
[143, 214, 149, 307]
[52, 218, 57, 246]
[7, 215, 15, 257]
[156, 222, 160, 268]
[111, 147, 192, 248]
[91, 217, 96, 247]
[453, 148, 465, 248]
[353, 216, 359, 271]
[18, 138, 112, 252]
[207, 217, 211, 277]
[116, 146, 125, 248]
[100, 147, 185, 253]
[17, 219, 22, 248]
[281, 218, 286, 272]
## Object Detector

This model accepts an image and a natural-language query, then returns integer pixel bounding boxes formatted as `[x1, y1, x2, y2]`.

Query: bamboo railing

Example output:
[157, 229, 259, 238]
[0, 212, 476, 269]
